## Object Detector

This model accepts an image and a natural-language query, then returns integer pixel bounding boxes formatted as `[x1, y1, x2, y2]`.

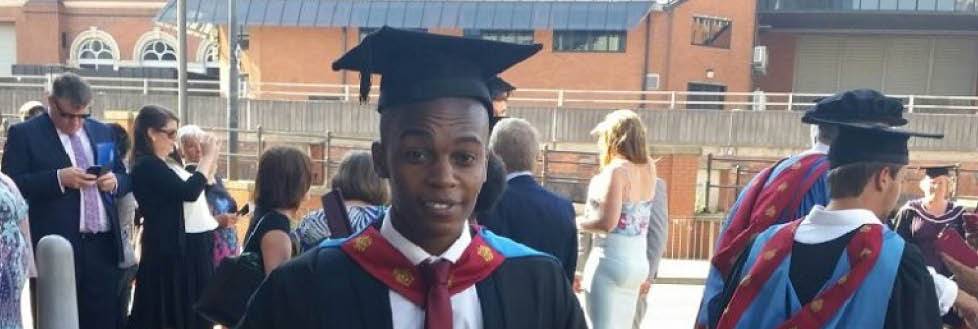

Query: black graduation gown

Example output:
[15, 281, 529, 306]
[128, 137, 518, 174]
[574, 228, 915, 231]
[236, 245, 587, 329]
[709, 230, 942, 329]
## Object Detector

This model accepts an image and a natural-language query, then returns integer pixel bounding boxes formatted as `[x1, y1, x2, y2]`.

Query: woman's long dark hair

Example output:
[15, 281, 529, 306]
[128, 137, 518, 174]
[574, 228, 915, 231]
[132, 105, 178, 162]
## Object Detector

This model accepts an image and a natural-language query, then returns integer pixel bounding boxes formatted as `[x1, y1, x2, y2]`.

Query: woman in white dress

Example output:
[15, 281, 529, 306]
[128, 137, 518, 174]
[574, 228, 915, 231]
[579, 109, 657, 329]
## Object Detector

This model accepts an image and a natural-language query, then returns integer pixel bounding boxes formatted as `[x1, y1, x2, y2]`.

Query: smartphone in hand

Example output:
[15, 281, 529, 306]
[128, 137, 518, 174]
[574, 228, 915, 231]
[236, 204, 250, 216]
[86, 165, 109, 177]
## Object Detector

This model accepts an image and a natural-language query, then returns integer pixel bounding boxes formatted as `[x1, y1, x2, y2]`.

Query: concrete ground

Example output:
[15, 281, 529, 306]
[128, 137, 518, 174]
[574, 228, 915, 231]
[21, 259, 712, 329]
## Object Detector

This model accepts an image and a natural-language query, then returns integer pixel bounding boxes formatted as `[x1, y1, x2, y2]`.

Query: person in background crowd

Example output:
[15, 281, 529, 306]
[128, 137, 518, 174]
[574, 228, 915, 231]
[695, 90, 912, 327]
[128, 105, 219, 329]
[578, 109, 657, 329]
[891, 165, 972, 326]
[243, 146, 312, 274]
[487, 76, 515, 119]
[294, 150, 387, 252]
[707, 122, 953, 329]
[176, 124, 241, 266]
[482, 117, 578, 281]
[18, 101, 46, 122]
[108, 123, 138, 327]
[471, 153, 507, 223]
[2, 73, 131, 329]
[631, 178, 668, 329]
[893, 165, 970, 276]
[237, 27, 584, 329]
[0, 172, 34, 329]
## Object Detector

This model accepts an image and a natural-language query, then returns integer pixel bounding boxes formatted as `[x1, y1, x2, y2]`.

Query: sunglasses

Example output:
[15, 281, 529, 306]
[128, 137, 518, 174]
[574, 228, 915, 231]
[52, 102, 92, 120]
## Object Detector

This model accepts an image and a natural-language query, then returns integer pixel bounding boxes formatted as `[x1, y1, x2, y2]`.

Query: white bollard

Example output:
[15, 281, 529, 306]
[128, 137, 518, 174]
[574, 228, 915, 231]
[36, 235, 79, 329]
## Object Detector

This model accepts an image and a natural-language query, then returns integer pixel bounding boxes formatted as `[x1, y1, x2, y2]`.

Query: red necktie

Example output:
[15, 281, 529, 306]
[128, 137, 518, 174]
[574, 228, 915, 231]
[420, 259, 452, 329]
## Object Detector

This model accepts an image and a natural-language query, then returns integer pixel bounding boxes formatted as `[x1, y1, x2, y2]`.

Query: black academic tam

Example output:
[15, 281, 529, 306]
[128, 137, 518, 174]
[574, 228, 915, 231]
[235, 243, 587, 329]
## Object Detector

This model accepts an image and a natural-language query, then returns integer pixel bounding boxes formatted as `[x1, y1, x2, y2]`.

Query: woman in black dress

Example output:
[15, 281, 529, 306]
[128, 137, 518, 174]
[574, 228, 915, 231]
[127, 105, 220, 329]
[243, 146, 313, 275]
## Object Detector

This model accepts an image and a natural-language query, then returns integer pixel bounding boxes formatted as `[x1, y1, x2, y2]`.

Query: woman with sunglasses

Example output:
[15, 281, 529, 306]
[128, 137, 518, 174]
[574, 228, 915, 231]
[127, 105, 221, 329]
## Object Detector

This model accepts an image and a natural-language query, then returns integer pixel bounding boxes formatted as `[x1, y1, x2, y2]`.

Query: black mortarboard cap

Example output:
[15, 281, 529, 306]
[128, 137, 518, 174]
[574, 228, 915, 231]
[487, 77, 516, 100]
[332, 27, 542, 114]
[825, 121, 943, 169]
[922, 165, 956, 178]
[802, 89, 908, 127]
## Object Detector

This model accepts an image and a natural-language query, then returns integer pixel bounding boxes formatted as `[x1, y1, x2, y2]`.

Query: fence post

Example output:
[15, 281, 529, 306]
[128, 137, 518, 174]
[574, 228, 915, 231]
[669, 91, 677, 110]
[343, 85, 351, 102]
[255, 125, 263, 161]
[556, 90, 565, 107]
[324, 131, 333, 183]
[541, 144, 549, 186]
[787, 93, 794, 111]
[705, 153, 713, 213]
[142, 79, 149, 95]
[550, 107, 558, 145]
[907, 95, 915, 113]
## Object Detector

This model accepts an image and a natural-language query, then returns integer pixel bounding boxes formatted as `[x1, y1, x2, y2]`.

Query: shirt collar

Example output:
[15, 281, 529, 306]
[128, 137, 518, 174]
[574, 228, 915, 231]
[795, 205, 882, 244]
[379, 211, 472, 265]
[505, 171, 534, 182]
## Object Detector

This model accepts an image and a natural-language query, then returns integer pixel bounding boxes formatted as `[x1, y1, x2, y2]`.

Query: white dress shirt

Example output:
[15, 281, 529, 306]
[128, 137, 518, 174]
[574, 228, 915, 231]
[379, 213, 483, 329]
[56, 128, 109, 233]
[797, 205, 957, 315]
[168, 163, 218, 233]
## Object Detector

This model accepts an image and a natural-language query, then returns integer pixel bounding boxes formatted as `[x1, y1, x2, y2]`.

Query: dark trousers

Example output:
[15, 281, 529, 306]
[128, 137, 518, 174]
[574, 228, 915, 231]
[77, 233, 124, 329]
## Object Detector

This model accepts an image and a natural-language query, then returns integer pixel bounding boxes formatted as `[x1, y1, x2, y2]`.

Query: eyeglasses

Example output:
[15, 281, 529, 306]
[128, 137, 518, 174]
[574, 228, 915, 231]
[52, 102, 92, 120]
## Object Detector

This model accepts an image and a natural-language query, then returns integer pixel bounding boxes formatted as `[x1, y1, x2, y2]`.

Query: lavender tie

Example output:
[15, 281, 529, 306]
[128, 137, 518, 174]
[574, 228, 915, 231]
[68, 133, 103, 233]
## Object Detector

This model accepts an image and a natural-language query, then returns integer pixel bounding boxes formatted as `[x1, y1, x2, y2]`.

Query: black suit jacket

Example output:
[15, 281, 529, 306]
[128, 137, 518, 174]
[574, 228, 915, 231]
[1, 113, 131, 262]
[482, 175, 578, 281]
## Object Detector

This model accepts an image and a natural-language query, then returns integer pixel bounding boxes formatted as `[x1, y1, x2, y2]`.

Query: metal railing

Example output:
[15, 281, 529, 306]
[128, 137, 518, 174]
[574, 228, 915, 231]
[759, 0, 977, 12]
[5, 75, 976, 114]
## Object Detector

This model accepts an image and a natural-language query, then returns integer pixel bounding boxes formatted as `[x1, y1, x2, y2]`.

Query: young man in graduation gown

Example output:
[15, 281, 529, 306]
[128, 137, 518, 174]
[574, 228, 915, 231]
[706, 121, 952, 329]
[695, 89, 910, 327]
[236, 27, 587, 329]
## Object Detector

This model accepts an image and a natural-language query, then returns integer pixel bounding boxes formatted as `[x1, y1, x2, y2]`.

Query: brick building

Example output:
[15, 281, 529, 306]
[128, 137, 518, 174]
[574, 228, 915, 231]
[0, 0, 214, 78]
[151, 0, 758, 103]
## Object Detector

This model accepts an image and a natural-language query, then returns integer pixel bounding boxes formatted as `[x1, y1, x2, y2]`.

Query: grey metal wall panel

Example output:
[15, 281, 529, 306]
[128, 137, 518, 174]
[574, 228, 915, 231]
[158, 1, 656, 31]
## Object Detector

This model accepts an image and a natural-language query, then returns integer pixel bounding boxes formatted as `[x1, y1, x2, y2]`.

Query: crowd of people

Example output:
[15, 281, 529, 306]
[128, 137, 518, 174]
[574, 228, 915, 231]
[3, 26, 978, 329]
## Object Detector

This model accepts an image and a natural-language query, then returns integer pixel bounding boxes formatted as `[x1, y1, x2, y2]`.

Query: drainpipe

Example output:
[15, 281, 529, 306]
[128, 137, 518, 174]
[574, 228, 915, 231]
[640, 12, 653, 109]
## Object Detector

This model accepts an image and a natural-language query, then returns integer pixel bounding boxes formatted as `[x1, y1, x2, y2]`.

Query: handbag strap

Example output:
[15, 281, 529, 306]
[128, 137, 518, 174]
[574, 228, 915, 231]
[243, 213, 271, 249]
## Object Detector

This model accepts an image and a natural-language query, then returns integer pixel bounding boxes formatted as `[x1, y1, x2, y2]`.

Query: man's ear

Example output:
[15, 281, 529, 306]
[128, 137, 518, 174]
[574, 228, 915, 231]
[372, 141, 390, 179]
[875, 166, 892, 192]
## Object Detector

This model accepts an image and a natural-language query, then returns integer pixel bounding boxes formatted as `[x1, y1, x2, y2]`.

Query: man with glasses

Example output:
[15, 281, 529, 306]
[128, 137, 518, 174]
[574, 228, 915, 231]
[2, 73, 131, 329]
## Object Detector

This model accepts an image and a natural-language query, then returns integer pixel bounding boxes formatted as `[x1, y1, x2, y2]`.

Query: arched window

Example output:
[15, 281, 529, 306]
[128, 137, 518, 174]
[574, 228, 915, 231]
[203, 43, 218, 68]
[140, 40, 177, 66]
[77, 38, 115, 68]
[69, 28, 119, 69]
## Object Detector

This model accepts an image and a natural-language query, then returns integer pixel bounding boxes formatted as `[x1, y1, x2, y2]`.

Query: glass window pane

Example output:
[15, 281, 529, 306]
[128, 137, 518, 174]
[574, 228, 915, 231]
[98, 52, 113, 60]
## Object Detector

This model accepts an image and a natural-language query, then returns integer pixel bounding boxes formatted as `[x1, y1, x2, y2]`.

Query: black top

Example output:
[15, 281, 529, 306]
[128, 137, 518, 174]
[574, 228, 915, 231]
[709, 229, 941, 329]
[131, 155, 207, 256]
[243, 207, 293, 258]
[331, 27, 541, 112]
[236, 242, 587, 329]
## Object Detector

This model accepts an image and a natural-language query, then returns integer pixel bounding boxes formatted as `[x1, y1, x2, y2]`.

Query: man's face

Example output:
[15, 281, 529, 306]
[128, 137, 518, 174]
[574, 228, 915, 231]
[373, 98, 489, 239]
[492, 98, 508, 117]
[48, 96, 91, 134]
[881, 166, 905, 215]
[180, 137, 203, 163]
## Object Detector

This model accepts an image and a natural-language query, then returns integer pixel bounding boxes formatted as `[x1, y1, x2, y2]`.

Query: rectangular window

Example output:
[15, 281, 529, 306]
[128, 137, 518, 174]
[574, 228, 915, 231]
[691, 16, 732, 49]
[463, 30, 535, 45]
[687, 83, 727, 110]
[553, 31, 626, 53]
[359, 27, 427, 42]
